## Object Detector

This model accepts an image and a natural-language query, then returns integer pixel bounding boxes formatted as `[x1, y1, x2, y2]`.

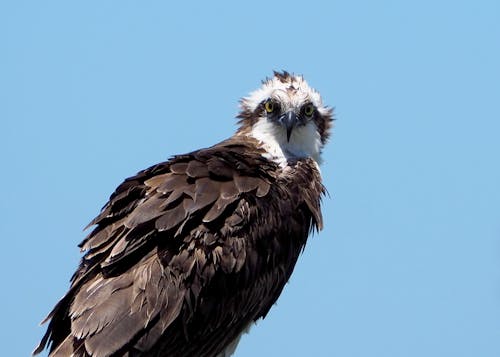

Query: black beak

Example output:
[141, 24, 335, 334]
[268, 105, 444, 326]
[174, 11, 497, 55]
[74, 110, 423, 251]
[279, 111, 298, 142]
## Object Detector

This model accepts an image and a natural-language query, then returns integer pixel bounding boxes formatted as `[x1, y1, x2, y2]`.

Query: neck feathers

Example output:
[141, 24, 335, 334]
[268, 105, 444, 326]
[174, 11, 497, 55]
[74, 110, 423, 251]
[236, 118, 323, 168]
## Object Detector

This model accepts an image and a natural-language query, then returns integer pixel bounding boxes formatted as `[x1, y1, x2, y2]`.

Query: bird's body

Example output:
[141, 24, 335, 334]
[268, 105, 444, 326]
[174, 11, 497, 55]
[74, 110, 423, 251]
[35, 72, 333, 357]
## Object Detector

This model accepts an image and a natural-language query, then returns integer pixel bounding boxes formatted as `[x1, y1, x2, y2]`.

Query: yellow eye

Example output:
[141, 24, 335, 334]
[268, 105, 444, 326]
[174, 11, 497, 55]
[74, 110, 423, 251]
[264, 100, 275, 113]
[303, 104, 315, 117]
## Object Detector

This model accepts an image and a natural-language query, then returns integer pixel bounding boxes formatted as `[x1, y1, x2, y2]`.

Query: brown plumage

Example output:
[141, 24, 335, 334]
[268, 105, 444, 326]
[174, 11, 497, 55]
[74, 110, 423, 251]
[35, 71, 333, 357]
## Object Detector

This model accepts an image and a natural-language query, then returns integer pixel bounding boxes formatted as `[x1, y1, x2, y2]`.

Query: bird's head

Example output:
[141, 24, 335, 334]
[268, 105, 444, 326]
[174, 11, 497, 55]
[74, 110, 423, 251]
[237, 71, 333, 166]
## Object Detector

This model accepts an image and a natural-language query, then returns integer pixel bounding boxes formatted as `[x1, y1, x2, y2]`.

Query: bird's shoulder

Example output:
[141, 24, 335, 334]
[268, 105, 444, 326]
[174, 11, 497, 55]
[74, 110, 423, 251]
[75, 138, 276, 275]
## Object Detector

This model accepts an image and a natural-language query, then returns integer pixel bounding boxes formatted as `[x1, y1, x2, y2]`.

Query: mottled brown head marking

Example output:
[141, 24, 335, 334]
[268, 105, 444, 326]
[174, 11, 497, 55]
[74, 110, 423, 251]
[273, 70, 292, 83]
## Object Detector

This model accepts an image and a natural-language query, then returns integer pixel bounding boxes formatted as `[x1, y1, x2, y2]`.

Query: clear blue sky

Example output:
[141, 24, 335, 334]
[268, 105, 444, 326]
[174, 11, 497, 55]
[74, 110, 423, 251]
[2, 1, 499, 356]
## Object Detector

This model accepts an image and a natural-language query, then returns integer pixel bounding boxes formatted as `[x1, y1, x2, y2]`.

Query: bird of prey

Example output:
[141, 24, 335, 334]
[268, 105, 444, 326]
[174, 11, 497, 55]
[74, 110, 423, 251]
[34, 71, 333, 357]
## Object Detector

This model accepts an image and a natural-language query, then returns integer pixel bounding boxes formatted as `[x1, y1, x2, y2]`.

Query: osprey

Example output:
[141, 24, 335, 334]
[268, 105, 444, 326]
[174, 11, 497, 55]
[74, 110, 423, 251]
[35, 71, 333, 357]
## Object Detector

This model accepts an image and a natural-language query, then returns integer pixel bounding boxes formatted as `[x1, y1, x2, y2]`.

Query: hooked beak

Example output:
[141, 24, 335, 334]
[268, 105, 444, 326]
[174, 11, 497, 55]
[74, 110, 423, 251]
[279, 111, 298, 142]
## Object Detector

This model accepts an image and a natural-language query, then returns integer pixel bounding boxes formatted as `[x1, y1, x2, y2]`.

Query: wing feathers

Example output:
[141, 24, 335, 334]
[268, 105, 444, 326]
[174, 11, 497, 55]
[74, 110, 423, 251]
[155, 203, 189, 232]
[37, 140, 325, 357]
[186, 159, 210, 178]
[233, 174, 259, 193]
[203, 196, 234, 223]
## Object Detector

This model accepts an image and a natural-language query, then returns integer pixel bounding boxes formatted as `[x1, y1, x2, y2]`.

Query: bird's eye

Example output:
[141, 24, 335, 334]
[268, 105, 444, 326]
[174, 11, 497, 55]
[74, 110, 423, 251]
[264, 100, 276, 114]
[303, 104, 315, 117]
